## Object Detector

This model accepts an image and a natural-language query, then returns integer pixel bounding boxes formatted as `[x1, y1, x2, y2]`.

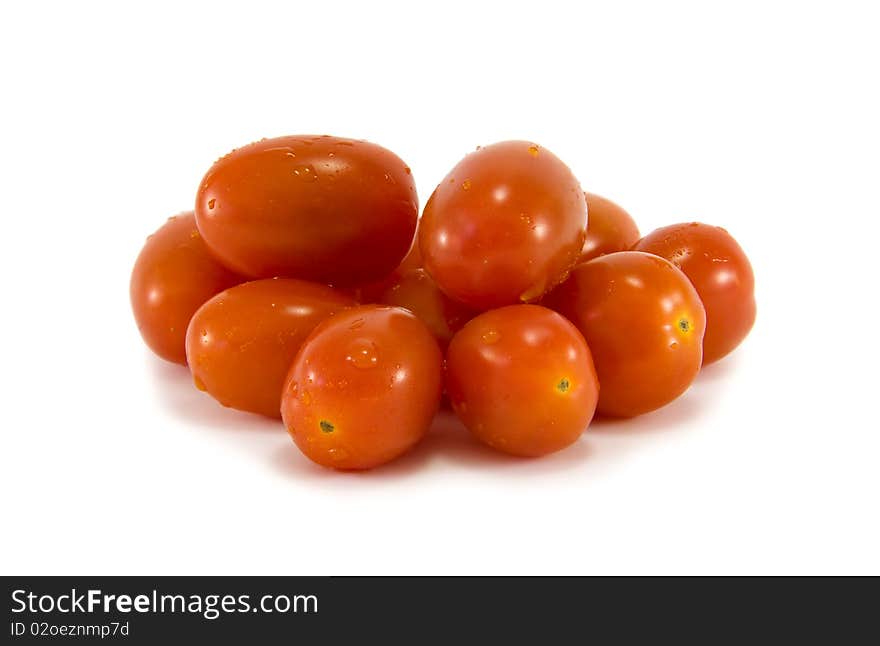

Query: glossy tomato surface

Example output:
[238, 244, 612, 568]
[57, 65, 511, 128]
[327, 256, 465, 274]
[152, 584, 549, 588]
[186, 279, 355, 418]
[195, 135, 418, 286]
[379, 268, 476, 349]
[130, 212, 243, 364]
[545, 251, 706, 417]
[580, 192, 640, 262]
[446, 305, 599, 457]
[633, 222, 755, 364]
[281, 305, 442, 470]
[419, 141, 586, 310]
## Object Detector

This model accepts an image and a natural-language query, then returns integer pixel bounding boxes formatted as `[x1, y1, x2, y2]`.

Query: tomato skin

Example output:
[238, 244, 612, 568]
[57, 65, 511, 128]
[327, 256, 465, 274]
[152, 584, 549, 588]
[419, 141, 586, 310]
[281, 305, 442, 470]
[379, 268, 476, 349]
[186, 279, 355, 418]
[580, 193, 640, 262]
[544, 251, 706, 417]
[349, 220, 424, 303]
[446, 305, 598, 457]
[195, 135, 418, 286]
[633, 223, 755, 364]
[130, 212, 243, 364]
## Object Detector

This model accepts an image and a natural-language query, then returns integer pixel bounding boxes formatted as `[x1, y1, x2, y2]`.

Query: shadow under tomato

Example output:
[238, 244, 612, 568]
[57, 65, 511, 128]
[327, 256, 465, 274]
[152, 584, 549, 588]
[147, 352, 283, 434]
[270, 409, 596, 480]
[696, 351, 742, 384]
[588, 387, 713, 437]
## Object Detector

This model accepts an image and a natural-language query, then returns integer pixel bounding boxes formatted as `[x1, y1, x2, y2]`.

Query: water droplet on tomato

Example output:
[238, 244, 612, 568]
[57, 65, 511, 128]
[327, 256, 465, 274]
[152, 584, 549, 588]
[328, 447, 350, 461]
[293, 164, 318, 182]
[481, 329, 500, 344]
[346, 340, 379, 369]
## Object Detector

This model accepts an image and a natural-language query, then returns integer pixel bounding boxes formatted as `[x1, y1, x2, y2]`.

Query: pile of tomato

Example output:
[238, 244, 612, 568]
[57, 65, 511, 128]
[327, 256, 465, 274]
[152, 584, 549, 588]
[131, 136, 755, 470]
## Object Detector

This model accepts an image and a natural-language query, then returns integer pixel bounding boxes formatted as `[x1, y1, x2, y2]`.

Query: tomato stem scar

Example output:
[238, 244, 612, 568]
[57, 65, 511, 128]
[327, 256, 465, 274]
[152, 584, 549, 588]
[319, 420, 335, 433]
[678, 319, 690, 333]
[557, 378, 570, 393]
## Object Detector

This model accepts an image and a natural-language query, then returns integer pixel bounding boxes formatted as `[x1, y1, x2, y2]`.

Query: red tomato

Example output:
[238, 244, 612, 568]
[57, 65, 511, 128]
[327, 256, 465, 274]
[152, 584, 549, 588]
[580, 192, 640, 262]
[195, 135, 418, 286]
[186, 279, 355, 418]
[130, 212, 243, 364]
[379, 269, 476, 349]
[446, 305, 598, 457]
[281, 305, 442, 470]
[419, 141, 586, 310]
[633, 223, 755, 364]
[544, 251, 706, 417]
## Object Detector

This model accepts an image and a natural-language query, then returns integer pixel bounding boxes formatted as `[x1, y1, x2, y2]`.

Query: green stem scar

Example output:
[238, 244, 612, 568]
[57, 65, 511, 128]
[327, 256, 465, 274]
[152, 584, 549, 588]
[319, 420, 335, 433]
[557, 378, 571, 393]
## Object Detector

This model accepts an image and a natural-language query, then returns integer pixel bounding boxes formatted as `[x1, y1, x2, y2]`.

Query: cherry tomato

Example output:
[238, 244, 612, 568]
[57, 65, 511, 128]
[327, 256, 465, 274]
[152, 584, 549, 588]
[580, 192, 640, 262]
[446, 305, 599, 457]
[186, 279, 355, 418]
[281, 305, 442, 470]
[195, 135, 418, 286]
[130, 212, 243, 364]
[379, 269, 476, 349]
[419, 141, 586, 310]
[544, 251, 706, 417]
[633, 223, 755, 364]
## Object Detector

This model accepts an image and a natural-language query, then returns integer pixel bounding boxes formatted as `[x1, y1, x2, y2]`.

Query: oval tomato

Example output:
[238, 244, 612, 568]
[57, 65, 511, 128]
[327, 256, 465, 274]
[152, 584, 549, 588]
[130, 212, 243, 364]
[446, 305, 599, 457]
[633, 222, 755, 364]
[419, 141, 586, 310]
[195, 135, 418, 286]
[281, 305, 442, 470]
[186, 279, 355, 418]
[580, 192, 640, 262]
[544, 251, 706, 417]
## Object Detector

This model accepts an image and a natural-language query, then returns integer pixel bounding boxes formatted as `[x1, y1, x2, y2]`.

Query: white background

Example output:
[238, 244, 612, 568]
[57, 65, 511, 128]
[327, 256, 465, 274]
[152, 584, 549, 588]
[2, 1, 878, 575]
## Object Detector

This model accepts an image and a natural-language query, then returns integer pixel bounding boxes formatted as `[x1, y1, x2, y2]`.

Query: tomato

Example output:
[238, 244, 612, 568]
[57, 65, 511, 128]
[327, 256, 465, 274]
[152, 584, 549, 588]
[186, 279, 355, 418]
[281, 305, 442, 470]
[544, 251, 706, 417]
[446, 305, 599, 457]
[419, 141, 586, 310]
[195, 135, 418, 286]
[633, 222, 755, 364]
[130, 212, 243, 364]
[379, 269, 476, 349]
[580, 192, 640, 262]
[445, 305, 599, 457]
